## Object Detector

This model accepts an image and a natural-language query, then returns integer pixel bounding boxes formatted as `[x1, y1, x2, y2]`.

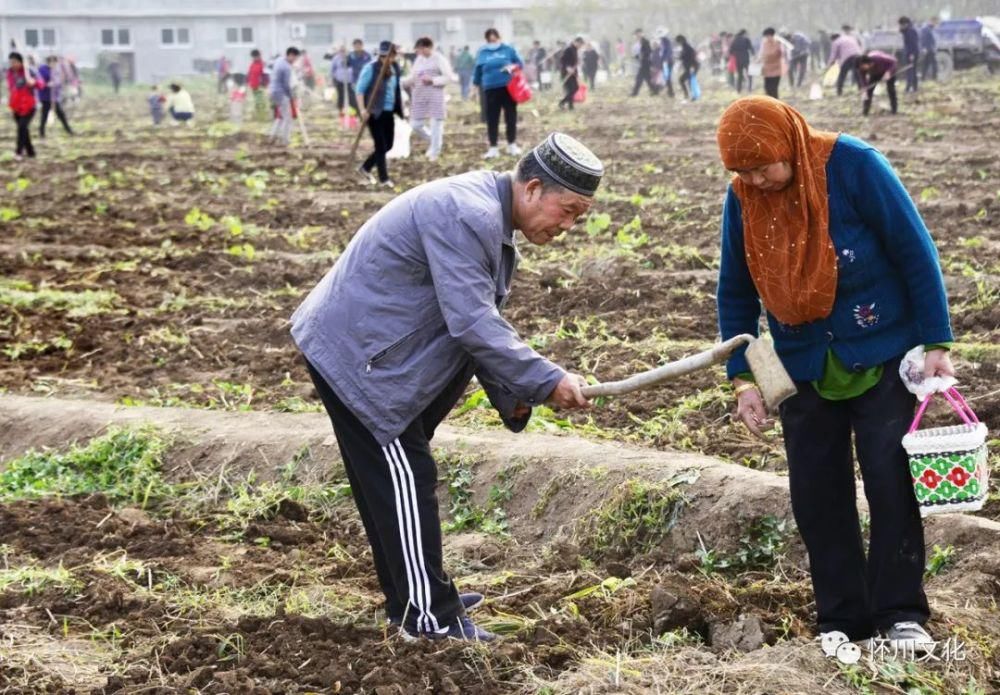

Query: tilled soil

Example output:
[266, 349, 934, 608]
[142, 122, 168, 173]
[1, 72, 999, 693]
[2, 75, 997, 469]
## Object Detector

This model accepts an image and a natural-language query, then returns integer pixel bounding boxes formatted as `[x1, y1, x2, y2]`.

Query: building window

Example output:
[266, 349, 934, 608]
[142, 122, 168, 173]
[25, 27, 57, 48]
[226, 26, 254, 45]
[305, 23, 333, 46]
[364, 23, 393, 44]
[412, 21, 442, 41]
[161, 27, 192, 47]
[101, 27, 131, 47]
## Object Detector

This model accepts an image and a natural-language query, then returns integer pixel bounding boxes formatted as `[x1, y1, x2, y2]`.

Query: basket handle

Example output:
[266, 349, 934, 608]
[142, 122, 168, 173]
[907, 386, 978, 434]
[945, 387, 980, 424]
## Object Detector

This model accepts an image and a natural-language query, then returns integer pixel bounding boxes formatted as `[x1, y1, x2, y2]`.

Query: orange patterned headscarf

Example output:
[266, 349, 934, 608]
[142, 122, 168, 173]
[717, 97, 840, 325]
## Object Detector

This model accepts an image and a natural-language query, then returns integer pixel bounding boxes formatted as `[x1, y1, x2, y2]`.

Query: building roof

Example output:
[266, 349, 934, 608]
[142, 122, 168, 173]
[5, 0, 525, 18]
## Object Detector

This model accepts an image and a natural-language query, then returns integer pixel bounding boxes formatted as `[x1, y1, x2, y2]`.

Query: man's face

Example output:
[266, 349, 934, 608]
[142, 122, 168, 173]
[518, 181, 593, 245]
[353, 42, 363, 52]
[288, 53, 299, 64]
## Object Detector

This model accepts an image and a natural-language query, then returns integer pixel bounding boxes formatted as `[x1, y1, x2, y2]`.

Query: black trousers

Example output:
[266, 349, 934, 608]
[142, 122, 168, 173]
[863, 76, 898, 115]
[764, 75, 781, 99]
[735, 63, 750, 92]
[559, 73, 578, 109]
[583, 68, 596, 91]
[780, 357, 928, 640]
[484, 87, 517, 146]
[362, 111, 394, 183]
[904, 55, 919, 92]
[630, 63, 658, 96]
[920, 50, 938, 81]
[306, 358, 474, 633]
[39, 100, 72, 137]
[13, 110, 35, 157]
[679, 67, 694, 98]
[335, 82, 359, 112]
[790, 54, 808, 87]
[836, 56, 860, 96]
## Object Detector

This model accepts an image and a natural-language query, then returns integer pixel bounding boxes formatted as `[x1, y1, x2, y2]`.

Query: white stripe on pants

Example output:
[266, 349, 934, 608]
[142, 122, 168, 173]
[410, 117, 444, 159]
[382, 440, 443, 633]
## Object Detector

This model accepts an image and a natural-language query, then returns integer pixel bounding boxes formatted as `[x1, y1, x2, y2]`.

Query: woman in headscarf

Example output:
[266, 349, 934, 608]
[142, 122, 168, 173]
[715, 96, 954, 653]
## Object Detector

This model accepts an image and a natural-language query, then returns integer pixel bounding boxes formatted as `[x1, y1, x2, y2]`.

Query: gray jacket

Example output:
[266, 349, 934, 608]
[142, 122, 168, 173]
[269, 56, 293, 101]
[290, 171, 565, 446]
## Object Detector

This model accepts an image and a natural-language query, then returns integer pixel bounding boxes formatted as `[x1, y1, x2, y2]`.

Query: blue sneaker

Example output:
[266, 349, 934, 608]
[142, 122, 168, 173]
[388, 592, 484, 627]
[401, 615, 497, 642]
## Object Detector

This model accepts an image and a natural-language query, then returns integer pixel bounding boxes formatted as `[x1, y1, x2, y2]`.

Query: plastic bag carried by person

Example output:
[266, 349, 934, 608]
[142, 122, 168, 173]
[809, 82, 823, 100]
[822, 64, 839, 87]
[899, 345, 957, 402]
[386, 116, 411, 159]
[573, 83, 588, 102]
[506, 67, 532, 103]
[689, 74, 701, 100]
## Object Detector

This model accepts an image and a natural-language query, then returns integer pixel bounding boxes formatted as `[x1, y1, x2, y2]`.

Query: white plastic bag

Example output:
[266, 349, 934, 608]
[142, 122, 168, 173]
[386, 116, 411, 159]
[899, 345, 957, 402]
[809, 82, 823, 100]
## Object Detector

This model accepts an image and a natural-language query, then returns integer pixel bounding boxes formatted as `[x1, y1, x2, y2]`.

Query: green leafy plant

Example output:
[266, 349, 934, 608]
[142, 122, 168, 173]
[0, 426, 172, 508]
[925, 544, 955, 577]
[585, 212, 612, 236]
[184, 207, 216, 232]
[615, 215, 648, 251]
[697, 514, 794, 575]
[577, 474, 695, 559]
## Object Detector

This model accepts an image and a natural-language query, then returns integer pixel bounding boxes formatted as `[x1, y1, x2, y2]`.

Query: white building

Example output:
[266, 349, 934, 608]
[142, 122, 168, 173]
[1, 0, 526, 83]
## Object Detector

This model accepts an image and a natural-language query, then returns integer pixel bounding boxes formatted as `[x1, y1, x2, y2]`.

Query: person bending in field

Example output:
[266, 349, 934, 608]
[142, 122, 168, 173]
[857, 52, 898, 116]
[716, 96, 954, 655]
[165, 83, 195, 124]
[291, 133, 603, 642]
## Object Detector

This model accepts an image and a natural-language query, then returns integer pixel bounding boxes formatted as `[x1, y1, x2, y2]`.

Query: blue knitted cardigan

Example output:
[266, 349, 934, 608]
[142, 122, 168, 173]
[718, 134, 953, 381]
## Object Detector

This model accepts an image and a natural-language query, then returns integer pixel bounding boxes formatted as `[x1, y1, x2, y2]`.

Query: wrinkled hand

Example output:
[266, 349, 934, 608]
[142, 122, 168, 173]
[547, 373, 591, 410]
[924, 348, 955, 379]
[733, 380, 774, 440]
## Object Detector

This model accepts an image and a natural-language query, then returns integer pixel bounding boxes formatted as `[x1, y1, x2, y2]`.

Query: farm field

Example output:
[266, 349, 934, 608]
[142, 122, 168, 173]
[1, 73, 999, 693]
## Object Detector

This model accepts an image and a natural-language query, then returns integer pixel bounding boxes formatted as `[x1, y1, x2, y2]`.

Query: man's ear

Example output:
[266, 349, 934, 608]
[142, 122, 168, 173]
[524, 178, 543, 202]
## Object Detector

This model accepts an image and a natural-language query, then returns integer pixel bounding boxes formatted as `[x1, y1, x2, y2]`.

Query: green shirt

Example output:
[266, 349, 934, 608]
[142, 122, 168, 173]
[736, 343, 951, 401]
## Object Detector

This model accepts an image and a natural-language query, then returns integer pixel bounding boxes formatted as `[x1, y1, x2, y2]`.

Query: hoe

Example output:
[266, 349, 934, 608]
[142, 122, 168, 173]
[580, 334, 796, 410]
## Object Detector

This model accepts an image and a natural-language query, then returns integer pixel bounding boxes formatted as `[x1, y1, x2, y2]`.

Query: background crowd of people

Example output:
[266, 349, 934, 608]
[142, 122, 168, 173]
[2, 14, 968, 161]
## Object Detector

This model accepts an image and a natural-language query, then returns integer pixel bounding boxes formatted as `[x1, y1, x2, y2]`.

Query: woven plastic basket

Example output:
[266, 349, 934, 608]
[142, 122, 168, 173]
[902, 388, 989, 517]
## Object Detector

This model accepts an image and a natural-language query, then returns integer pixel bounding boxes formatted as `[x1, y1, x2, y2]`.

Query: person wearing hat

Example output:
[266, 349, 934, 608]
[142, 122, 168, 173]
[291, 133, 604, 642]
[356, 40, 403, 187]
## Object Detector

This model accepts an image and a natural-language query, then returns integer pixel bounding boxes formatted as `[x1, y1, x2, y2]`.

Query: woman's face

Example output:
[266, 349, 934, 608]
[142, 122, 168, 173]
[417, 46, 433, 57]
[732, 161, 793, 191]
[487, 33, 500, 44]
[9, 57, 22, 70]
